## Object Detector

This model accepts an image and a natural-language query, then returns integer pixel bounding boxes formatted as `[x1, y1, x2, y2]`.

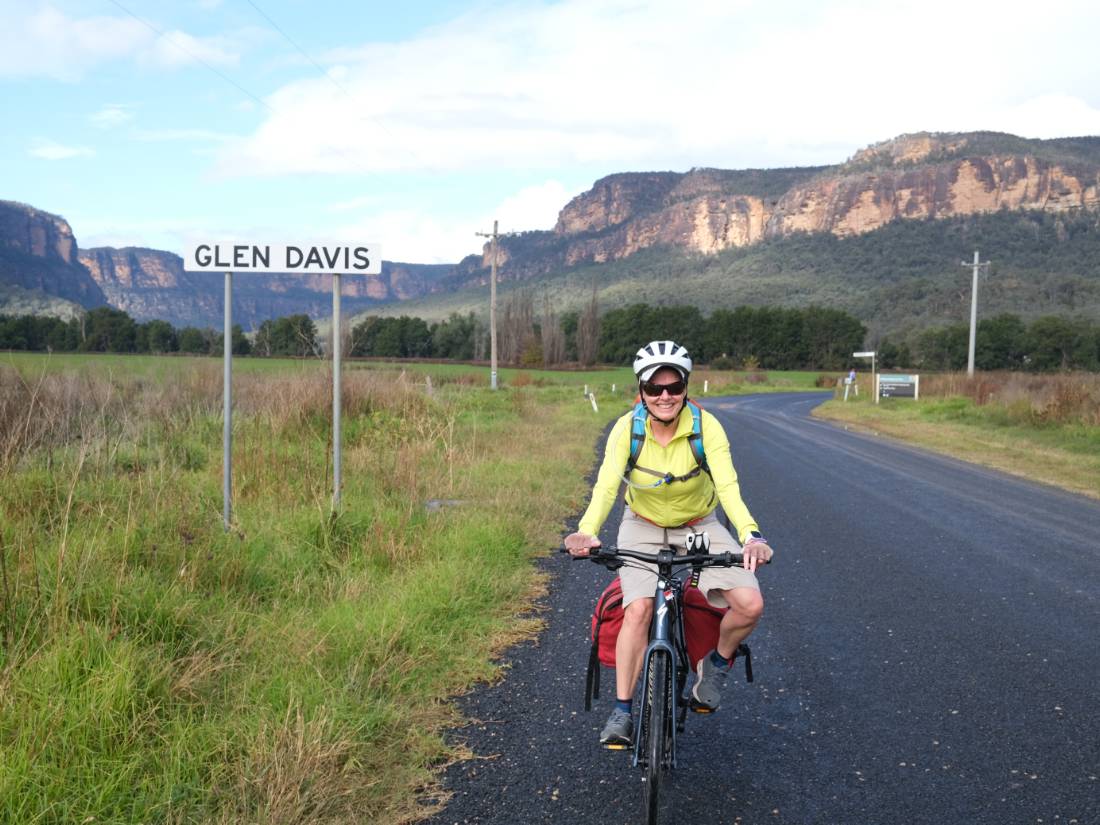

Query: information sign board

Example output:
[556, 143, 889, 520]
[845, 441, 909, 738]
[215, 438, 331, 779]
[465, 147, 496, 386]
[878, 373, 920, 399]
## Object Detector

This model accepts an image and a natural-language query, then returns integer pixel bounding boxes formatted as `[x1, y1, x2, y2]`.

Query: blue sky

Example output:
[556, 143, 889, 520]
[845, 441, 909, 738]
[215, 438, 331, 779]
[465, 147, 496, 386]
[3, 0, 1100, 264]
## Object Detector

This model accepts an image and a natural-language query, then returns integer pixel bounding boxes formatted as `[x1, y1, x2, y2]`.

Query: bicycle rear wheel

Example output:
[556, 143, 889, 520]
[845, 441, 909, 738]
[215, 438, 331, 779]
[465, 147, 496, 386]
[642, 649, 671, 825]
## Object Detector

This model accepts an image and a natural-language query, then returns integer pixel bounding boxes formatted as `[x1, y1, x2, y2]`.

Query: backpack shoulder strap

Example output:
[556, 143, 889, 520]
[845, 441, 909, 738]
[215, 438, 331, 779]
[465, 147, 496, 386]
[685, 400, 710, 476]
[625, 401, 647, 473]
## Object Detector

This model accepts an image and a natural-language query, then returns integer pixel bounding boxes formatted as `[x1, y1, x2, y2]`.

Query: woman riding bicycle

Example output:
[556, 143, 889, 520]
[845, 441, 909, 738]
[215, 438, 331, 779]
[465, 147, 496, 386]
[564, 340, 773, 747]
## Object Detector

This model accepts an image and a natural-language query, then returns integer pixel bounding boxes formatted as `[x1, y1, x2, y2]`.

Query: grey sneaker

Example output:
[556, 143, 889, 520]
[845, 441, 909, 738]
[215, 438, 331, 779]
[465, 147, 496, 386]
[599, 708, 634, 747]
[692, 651, 730, 711]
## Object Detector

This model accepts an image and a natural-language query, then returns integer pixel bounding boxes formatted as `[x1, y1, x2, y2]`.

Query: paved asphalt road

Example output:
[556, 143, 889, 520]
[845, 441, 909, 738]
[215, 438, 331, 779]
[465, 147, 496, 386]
[425, 392, 1099, 825]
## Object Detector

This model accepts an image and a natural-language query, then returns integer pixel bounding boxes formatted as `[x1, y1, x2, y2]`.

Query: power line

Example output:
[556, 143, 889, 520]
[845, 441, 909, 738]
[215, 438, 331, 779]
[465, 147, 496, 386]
[103, 0, 393, 178]
[240, 0, 424, 171]
[105, 0, 273, 114]
[242, 0, 351, 98]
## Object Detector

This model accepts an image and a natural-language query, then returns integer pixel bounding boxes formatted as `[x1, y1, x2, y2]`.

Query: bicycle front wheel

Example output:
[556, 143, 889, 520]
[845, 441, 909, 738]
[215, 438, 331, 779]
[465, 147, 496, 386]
[642, 649, 671, 825]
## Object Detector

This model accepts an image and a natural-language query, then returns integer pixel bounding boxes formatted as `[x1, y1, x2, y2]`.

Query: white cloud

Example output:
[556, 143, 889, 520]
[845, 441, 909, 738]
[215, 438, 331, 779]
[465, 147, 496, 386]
[132, 128, 235, 143]
[994, 94, 1100, 140]
[330, 180, 578, 262]
[215, 0, 1100, 179]
[28, 140, 95, 160]
[327, 195, 383, 213]
[493, 181, 571, 233]
[0, 3, 241, 80]
[90, 103, 136, 129]
[334, 209, 478, 264]
[141, 29, 240, 69]
[0, 5, 147, 80]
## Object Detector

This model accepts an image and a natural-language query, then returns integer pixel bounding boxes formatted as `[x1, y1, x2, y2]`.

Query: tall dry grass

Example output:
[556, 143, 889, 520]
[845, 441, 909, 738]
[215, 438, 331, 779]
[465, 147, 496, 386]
[920, 372, 1100, 427]
[0, 364, 223, 469]
[0, 364, 438, 471]
[1, 359, 604, 824]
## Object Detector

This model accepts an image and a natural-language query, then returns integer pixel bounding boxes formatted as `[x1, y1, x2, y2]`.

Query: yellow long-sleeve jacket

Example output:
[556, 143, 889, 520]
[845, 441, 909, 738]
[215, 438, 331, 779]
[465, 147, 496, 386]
[577, 403, 760, 542]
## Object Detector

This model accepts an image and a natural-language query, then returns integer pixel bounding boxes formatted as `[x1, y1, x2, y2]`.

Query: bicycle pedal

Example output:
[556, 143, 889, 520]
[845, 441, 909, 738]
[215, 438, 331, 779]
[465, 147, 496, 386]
[689, 700, 717, 714]
[602, 742, 631, 751]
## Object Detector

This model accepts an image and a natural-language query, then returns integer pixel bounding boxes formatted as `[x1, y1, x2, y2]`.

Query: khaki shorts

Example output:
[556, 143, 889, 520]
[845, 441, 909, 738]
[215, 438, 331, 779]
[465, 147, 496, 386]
[617, 507, 759, 609]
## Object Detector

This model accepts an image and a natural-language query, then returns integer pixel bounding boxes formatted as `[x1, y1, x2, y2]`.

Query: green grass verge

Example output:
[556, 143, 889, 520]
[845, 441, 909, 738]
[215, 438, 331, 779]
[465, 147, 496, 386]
[813, 394, 1100, 499]
[0, 365, 617, 824]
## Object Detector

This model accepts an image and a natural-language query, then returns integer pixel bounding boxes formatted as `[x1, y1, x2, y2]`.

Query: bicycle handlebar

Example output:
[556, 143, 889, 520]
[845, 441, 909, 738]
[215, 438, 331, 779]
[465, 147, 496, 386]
[561, 545, 770, 569]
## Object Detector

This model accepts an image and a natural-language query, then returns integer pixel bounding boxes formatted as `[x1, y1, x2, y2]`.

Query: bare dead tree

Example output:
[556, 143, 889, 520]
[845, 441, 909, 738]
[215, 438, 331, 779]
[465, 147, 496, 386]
[473, 318, 489, 362]
[576, 285, 600, 367]
[499, 289, 535, 365]
[540, 292, 565, 366]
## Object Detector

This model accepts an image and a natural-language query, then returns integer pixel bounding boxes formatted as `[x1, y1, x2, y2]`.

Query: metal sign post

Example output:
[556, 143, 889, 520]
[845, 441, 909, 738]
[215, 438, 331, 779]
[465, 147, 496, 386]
[223, 271, 233, 531]
[184, 240, 381, 529]
[332, 273, 342, 512]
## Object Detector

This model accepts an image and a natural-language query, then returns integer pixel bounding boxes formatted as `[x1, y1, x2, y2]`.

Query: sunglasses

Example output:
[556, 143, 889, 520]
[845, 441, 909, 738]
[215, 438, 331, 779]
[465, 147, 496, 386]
[640, 379, 687, 397]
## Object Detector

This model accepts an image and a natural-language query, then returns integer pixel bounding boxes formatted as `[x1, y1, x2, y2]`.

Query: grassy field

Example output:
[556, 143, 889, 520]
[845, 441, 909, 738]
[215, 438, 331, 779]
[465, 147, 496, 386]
[0, 353, 824, 823]
[0, 358, 614, 823]
[3, 350, 324, 377]
[814, 371, 1100, 499]
[3, 350, 829, 393]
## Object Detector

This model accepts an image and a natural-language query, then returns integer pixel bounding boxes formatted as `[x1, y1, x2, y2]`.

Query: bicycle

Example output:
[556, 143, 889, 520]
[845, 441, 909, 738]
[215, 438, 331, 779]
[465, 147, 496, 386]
[570, 534, 762, 825]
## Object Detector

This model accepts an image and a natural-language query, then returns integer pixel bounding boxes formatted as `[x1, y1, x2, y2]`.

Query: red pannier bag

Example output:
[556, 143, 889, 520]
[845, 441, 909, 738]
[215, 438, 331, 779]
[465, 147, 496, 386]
[584, 578, 728, 711]
[681, 584, 727, 667]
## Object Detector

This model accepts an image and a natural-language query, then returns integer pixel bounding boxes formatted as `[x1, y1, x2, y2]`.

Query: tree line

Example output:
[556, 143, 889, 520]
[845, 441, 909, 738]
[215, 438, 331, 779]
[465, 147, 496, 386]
[346, 299, 866, 370]
[884, 313, 1100, 372]
[0, 308, 251, 355]
[4, 302, 1098, 372]
[0, 309, 330, 357]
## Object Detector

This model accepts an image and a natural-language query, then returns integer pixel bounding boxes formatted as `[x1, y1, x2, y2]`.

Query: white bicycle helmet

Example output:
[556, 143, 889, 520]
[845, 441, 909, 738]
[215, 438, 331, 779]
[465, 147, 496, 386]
[633, 340, 693, 382]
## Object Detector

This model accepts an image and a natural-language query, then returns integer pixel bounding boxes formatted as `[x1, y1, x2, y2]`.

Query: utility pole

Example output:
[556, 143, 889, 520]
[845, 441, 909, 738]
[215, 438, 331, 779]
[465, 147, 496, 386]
[961, 250, 991, 377]
[475, 220, 517, 390]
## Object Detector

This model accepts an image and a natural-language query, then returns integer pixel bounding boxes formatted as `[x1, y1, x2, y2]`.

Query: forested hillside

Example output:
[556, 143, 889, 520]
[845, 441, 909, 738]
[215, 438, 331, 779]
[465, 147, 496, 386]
[370, 208, 1100, 344]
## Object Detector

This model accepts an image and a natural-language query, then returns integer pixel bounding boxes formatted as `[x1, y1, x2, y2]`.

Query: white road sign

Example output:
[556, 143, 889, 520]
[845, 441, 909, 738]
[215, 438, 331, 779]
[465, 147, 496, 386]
[852, 351, 876, 357]
[184, 242, 381, 274]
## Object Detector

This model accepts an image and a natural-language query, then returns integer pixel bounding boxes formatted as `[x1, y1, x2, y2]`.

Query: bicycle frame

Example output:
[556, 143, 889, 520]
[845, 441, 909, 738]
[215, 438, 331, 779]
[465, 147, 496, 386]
[633, 553, 689, 770]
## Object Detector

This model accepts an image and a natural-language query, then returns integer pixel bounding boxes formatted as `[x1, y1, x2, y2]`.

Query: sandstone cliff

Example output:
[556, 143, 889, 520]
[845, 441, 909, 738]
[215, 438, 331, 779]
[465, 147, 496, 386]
[0, 200, 107, 308]
[767, 134, 1100, 239]
[0, 196, 452, 328]
[77, 246, 452, 329]
[461, 132, 1100, 286]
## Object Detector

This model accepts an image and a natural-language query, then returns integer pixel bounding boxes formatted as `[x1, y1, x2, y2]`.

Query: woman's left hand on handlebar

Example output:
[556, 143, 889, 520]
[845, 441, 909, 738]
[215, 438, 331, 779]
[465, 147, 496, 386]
[564, 532, 601, 557]
[742, 538, 773, 572]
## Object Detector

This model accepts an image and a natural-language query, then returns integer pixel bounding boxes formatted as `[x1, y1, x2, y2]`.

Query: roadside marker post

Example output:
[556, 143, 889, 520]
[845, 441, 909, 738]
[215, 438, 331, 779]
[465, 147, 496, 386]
[852, 351, 876, 404]
[185, 241, 381, 529]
